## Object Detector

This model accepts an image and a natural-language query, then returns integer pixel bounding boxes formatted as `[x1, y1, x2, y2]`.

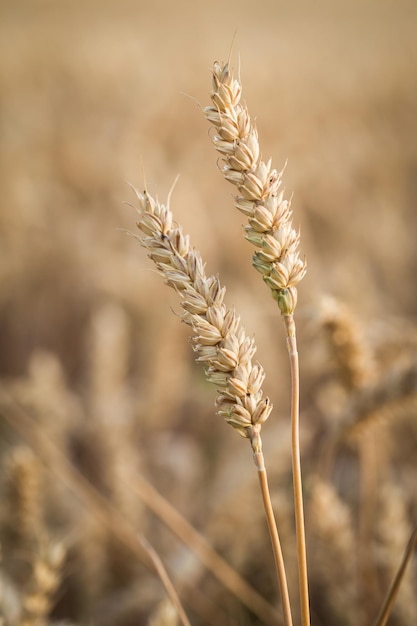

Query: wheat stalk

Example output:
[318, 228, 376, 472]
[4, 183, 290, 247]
[205, 60, 309, 626]
[134, 185, 293, 626]
[376, 481, 417, 624]
[373, 526, 417, 626]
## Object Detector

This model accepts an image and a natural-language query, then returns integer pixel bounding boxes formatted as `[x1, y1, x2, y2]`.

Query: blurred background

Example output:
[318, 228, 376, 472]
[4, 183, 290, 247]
[0, 1, 416, 625]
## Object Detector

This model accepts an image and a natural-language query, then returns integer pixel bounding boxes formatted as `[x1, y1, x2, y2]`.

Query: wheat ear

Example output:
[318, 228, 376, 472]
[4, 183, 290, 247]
[134, 186, 293, 626]
[20, 542, 65, 626]
[309, 480, 360, 626]
[5, 447, 43, 548]
[205, 61, 309, 626]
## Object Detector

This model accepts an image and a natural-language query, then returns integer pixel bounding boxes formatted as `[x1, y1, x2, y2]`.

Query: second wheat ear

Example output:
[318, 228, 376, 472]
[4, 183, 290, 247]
[205, 60, 310, 626]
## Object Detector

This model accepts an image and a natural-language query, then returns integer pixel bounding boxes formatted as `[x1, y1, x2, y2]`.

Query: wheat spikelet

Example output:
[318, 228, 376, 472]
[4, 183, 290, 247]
[20, 542, 66, 626]
[204, 61, 306, 314]
[134, 187, 272, 458]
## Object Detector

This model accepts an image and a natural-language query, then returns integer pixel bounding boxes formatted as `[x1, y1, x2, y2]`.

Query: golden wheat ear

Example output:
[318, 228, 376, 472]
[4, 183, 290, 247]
[20, 541, 66, 626]
[204, 59, 310, 626]
[204, 61, 306, 315]
[134, 186, 272, 455]
[134, 184, 293, 626]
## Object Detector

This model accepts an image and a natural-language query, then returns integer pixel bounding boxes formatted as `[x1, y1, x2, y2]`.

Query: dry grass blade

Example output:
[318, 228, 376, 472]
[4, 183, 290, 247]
[135, 475, 279, 625]
[138, 536, 191, 626]
[373, 526, 417, 626]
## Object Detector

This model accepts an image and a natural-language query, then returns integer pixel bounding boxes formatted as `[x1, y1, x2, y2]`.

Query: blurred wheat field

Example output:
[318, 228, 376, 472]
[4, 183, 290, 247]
[1, 0, 417, 625]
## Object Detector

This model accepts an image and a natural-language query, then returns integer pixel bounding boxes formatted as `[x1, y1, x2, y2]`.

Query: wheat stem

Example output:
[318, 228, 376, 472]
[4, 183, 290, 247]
[134, 185, 295, 624]
[254, 450, 293, 626]
[373, 526, 417, 626]
[205, 59, 309, 624]
[283, 314, 310, 626]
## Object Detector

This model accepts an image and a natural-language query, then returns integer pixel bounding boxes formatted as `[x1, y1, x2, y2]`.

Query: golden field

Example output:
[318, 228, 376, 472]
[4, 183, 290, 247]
[0, 1, 417, 624]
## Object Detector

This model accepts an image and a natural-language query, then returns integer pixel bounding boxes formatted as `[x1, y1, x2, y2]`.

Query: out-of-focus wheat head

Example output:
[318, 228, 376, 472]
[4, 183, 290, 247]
[309, 480, 360, 626]
[376, 480, 417, 625]
[205, 62, 306, 314]
[3, 447, 43, 551]
[20, 542, 66, 626]
[87, 302, 143, 525]
[148, 599, 179, 626]
[318, 296, 377, 392]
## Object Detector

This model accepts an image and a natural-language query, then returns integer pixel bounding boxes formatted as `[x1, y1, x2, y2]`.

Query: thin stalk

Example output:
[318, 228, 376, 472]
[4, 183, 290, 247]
[253, 449, 293, 626]
[134, 474, 280, 625]
[283, 314, 310, 626]
[373, 526, 417, 626]
[358, 433, 379, 621]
